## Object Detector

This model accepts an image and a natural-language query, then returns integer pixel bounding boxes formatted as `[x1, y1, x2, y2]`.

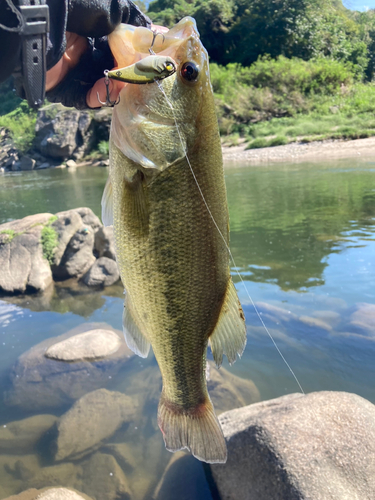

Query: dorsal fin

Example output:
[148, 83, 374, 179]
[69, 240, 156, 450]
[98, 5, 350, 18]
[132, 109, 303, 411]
[209, 279, 247, 367]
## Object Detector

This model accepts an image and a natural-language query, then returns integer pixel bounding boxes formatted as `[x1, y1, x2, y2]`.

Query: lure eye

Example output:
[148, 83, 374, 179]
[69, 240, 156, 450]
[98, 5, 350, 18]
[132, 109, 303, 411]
[181, 62, 199, 82]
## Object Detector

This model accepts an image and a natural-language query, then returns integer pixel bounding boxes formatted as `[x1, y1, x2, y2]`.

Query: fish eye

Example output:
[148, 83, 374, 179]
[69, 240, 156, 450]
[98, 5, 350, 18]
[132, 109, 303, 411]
[181, 62, 199, 82]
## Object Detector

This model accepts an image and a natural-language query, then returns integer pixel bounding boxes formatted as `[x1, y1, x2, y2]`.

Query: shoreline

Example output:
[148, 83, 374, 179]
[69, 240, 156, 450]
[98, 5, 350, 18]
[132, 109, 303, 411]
[222, 136, 375, 165]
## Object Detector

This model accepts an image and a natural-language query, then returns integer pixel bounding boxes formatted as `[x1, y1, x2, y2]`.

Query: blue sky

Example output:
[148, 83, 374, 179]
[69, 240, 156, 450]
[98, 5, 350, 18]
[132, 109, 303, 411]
[343, 0, 375, 11]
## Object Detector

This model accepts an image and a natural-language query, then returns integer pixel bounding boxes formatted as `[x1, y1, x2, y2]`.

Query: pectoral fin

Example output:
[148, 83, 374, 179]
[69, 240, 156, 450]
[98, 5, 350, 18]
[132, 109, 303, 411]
[123, 295, 150, 358]
[101, 177, 114, 226]
[209, 279, 247, 367]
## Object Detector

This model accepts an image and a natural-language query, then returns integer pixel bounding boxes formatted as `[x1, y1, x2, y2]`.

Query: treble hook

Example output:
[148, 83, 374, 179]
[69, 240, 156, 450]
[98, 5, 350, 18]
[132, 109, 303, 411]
[149, 31, 165, 55]
[97, 70, 120, 107]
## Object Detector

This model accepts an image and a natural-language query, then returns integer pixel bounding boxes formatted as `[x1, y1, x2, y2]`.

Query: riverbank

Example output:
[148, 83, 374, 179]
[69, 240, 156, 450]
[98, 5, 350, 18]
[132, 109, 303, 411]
[222, 136, 375, 165]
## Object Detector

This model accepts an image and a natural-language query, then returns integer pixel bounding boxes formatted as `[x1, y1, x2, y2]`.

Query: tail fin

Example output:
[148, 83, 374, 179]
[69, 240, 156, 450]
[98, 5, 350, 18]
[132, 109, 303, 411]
[157, 396, 227, 464]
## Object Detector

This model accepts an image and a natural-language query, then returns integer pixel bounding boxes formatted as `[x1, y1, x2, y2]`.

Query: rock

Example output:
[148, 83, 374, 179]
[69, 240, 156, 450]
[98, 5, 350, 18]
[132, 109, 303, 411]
[51, 209, 98, 279]
[2, 489, 40, 500]
[75, 208, 101, 232]
[3, 488, 93, 500]
[210, 391, 375, 500]
[18, 156, 36, 171]
[66, 160, 77, 169]
[35, 162, 51, 170]
[0, 455, 40, 498]
[0, 414, 58, 453]
[153, 451, 212, 500]
[102, 443, 137, 473]
[207, 362, 260, 415]
[53, 389, 136, 461]
[82, 257, 119, 287]
[50, 210, 83, 266]
[36, 488, 93, 500]
[94, 226, 116, 260]
[45, 329, 121, 362]
[5, 323, 134, 411]
[31, 463, 82, 491]
[349, 303, 375, 338]
[35, 105, 96, 161]
[80, 453, 131, 500]
[59, 228, 96, 278]
[0, 214, 54, 293]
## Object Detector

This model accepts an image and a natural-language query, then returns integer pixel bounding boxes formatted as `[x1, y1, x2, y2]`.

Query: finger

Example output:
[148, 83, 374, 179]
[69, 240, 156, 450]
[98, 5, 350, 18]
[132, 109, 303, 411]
[46, 33, 89, 91]
[151, 24, 169, 34]
[86, 76, 126, 108]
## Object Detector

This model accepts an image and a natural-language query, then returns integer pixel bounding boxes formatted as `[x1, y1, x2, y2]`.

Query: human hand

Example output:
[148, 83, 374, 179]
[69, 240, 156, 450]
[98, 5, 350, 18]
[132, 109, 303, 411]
[46, 25, 169, 109]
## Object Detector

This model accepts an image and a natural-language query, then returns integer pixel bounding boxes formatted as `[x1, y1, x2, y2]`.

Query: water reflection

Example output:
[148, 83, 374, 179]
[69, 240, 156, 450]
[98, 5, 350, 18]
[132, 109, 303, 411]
[226, 160, 375, 291]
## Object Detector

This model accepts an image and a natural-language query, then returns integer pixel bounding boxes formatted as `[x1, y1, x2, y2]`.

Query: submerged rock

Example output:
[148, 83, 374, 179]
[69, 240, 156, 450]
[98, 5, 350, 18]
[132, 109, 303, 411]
[153, 451, 213, 500]
[53, 389, 136, 461]
[0, 414, 58, 454]
[45, 329, 121, 362]
[31, 463, 82, 491]
[210, 391, 375, 500]
[5, 323, 134, 411]
[207, 361, 260, 415]
[0, 455, 40, 499]
[80, 453, 131, 500]
[3, 488, 94, 500]
[349, 302, 375, 339]
[36, 488, 94, 500]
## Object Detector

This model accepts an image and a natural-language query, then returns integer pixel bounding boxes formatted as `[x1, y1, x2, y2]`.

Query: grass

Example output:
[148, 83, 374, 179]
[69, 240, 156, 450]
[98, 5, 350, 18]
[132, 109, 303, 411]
[0, 229, 16, 243]
[41, 226, 58, 265]
[242, 108, 375, 149]
[0, 101, 37, 153]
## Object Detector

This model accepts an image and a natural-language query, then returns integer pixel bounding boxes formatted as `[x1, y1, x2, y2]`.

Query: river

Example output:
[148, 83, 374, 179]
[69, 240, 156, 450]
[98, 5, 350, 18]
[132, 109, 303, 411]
[0, 158, 374, 499]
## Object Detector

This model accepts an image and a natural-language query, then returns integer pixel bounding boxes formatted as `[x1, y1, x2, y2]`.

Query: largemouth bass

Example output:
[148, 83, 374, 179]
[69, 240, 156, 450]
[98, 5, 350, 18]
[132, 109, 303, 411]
[103, 17, 246, 463]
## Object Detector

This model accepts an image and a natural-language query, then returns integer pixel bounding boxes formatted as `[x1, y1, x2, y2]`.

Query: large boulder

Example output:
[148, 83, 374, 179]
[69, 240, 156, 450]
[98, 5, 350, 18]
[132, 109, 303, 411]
[210, 391, 375, 500]
[5, 323, 134, 411]
[94, 226, 116, 260]
[81, 257, 120, 287]
[35, 105, 94, 160]
[3, 487, 94, 500]
[0, 214, 54, 293]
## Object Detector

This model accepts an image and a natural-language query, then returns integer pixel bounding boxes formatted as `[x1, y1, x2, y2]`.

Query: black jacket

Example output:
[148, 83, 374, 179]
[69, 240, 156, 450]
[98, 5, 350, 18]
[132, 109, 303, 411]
[0, 0, 150, 108]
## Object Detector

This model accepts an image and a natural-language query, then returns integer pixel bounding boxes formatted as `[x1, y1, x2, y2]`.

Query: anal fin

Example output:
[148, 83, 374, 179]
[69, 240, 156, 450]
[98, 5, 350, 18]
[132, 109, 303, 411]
[209, 279, 247, 367]
[123, 295, 150, 358]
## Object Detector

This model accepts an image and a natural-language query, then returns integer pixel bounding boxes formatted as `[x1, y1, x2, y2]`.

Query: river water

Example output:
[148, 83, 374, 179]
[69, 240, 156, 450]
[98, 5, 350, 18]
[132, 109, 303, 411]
[0, 158, 374, 499]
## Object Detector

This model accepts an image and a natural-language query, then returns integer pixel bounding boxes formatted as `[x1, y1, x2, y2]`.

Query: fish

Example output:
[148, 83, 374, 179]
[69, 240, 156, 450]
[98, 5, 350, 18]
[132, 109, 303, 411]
[102, 17, 247, 463]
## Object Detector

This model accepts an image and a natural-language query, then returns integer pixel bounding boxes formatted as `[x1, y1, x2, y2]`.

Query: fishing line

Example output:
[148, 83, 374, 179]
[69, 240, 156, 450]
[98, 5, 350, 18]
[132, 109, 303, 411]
[156, 81, 305, 395]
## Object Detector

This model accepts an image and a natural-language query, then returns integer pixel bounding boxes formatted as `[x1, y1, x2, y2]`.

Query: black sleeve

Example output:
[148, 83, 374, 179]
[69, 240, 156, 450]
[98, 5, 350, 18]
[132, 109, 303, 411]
[46, 0, 151, 109]
[0, 0, 151, 106]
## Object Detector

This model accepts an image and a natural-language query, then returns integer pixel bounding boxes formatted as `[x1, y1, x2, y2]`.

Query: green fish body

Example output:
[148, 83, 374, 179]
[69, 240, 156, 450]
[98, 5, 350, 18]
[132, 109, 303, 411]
[103, 17, 246, 463]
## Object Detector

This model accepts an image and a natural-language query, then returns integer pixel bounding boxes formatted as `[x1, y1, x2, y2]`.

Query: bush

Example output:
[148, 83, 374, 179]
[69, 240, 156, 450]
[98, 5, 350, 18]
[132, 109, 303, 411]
[0, 101, 37, 153]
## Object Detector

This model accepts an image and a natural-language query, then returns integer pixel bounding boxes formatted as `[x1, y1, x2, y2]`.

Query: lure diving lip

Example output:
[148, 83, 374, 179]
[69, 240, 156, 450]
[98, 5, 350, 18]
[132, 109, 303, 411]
[107, 55, 176, 84]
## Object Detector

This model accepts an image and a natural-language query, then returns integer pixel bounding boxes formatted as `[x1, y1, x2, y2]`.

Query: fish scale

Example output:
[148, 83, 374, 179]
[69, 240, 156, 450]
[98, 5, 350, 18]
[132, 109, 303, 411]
[103, 16, 247, 463]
